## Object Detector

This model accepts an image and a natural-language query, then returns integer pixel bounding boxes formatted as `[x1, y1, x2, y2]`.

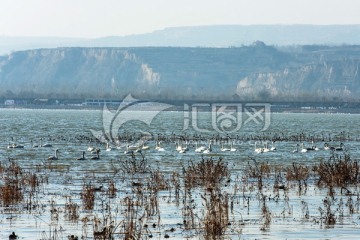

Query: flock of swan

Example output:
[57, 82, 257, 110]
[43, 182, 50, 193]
[254, 141, 345, 153]
[4, 137, 347, 162]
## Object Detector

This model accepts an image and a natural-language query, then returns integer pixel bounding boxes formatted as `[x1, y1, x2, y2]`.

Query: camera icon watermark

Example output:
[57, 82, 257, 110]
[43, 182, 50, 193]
[183, 103, 271, 134]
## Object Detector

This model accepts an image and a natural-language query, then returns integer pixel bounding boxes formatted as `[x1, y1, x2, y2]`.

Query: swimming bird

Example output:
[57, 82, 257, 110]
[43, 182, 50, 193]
[77, 151, 86, 160]
[40, 139, 52, 148]
[292, 144, 299, 153]
[311, 141, 319, 151]
[254, 142, 263, 153]
[92, 186, 103, 191]
[106, 142, 114, 151]
[124, 145, 136, 154]
[270, 141, 277, 151]
[68, 235, 78, 240]
[335, 143, 345, 151]
[128, 144, 140, 151]
[175, 142, 183, 152]
[31, 140, 39, 148]
[177, 141, 188, 153]
[7, 143, 24, 149]
[203, 142, 212, 154]
[9, 232, 18, 239]
[262, 142, 270, 153]
[195, 142, 206, 153]
[324, 143, 330, 150]
[48, 149, 59, 160]
[178, 144, 188, 153]
[301, 143, 313, 152]
[141, 143, 150, 150]
[230, 142, 237, 152]
[155, 141, 165, 151]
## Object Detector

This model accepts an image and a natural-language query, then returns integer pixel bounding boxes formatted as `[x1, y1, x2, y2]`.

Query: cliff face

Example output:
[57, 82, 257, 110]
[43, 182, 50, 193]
[0, 48, 162, 98]
[236, 46, 360, 100]
[0, 44, 360, 101]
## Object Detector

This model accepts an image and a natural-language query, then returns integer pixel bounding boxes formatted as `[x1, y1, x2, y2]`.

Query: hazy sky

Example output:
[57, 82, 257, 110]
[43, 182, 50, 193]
[1, 0, 359, 38]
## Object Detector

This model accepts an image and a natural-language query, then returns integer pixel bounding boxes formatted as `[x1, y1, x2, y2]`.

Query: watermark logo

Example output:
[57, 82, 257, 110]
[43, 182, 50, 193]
[244, 103, 271, 131]
[184, 103, 271, 133]
[90, 94, 173, 143]
[91, 96, 271, 143]
[212, 103, 242, 133]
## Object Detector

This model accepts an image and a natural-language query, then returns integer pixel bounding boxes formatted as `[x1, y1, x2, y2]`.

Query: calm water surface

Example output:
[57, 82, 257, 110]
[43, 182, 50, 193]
[1, 109, 360, 239]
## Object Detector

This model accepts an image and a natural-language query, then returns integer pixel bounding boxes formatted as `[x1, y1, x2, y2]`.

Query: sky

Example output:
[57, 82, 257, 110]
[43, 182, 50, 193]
[1, 0, 359, 38]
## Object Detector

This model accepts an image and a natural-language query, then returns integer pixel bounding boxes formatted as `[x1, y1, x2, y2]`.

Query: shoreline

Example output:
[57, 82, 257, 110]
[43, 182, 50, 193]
[1, 104, 360, 114]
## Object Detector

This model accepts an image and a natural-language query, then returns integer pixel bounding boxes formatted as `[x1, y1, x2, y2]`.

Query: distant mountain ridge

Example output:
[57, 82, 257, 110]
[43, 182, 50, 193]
[1, 25, 360, 54]
[1, 44, 360, 101]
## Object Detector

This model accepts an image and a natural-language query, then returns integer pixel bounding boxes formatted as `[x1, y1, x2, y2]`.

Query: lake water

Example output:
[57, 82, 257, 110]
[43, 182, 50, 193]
[1, 108, 360, 239]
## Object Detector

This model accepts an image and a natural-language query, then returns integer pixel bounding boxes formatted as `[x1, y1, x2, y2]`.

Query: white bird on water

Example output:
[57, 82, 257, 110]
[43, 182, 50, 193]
[203, 142, 212, 154]
[48, 149, 59, 160]
[155, 141, 165, 152]
[195, 142, 207, 153]
[292, 144, 299, 153]
[230, 142, 237, 152]
[254, 142, 263, 153]
[270, 141, 277, 151]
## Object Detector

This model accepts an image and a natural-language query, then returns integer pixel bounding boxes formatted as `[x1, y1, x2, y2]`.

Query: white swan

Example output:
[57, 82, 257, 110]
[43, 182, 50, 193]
[178, 142, 188, 153]
[301, 143, 308, 153]
[203, 143, 212, 154]
[40, 139, 52, 148]
[324, 143, 330, 150]
[155, 141, 165, 152]
[292, 144, 299, 153]
[254, 142, 263, 153]
[7, 143, 24, 149]
[141, 143, 150, 150]
[270, 141, 276, 151]
[127, 144, 140, 153]
[125, 144, 139, 154]
[230, 142, 237, 152]
[195, 142, 207, 153]
[175, 142, 183, 152]
[106, 142, 115, 151]
[48, 149, 59, 160]
[262, 142, 270, 153]
[311, 141, 319, 151]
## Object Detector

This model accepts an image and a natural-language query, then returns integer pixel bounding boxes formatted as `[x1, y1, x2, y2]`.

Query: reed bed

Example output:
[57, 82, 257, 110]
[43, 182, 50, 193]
[2, 138, 360, 239]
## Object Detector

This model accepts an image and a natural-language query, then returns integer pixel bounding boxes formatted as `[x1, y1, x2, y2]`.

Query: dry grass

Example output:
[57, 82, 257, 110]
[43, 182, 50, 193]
[81, 184, 95, 210]
[184, 157, 230, 190]
[201, 189, 230, 238]
[313, 153, 359, 189]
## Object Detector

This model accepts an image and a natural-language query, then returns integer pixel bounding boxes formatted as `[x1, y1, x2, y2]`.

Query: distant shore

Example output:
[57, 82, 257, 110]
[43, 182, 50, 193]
[1, 101, 360, 113]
